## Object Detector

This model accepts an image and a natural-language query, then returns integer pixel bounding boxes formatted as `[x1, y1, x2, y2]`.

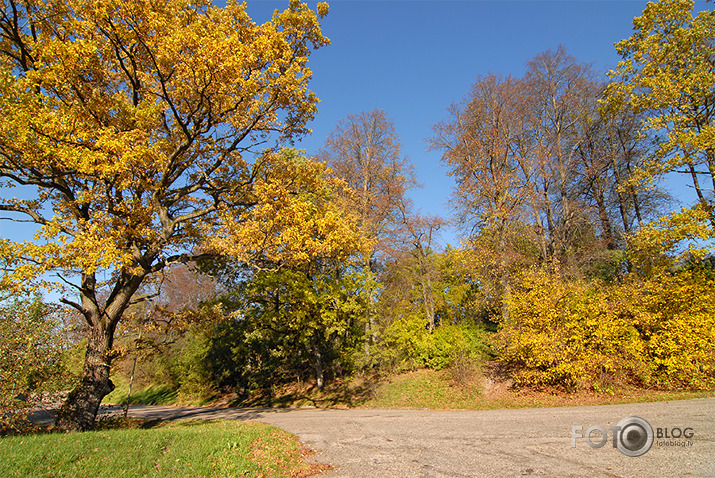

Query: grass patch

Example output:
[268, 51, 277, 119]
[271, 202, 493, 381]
[235, 376, 378, 409]
[106, 365, 714, 411]
[234, 367, 714, 411]
[105, 383, 178, 406]
[0, 420, 326, 478]
[366, 368, 715, 410]
[370, 369, 483, 409]
[124, 384, 178, 405]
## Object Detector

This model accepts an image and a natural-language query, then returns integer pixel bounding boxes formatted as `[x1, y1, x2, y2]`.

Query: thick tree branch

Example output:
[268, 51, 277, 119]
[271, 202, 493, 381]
[0, 203, 49, 224]
[59, 298, 90, 326]
[149, 252, 216, 274]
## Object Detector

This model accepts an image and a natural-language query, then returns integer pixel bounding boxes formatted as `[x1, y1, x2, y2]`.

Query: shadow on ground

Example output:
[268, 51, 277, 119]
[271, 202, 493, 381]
[227, 376, 380, 409]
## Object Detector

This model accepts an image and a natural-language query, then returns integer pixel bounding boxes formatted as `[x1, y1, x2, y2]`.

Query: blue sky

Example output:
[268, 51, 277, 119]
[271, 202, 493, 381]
[0, 1, 705, 251]
[244, 0, 695, 246]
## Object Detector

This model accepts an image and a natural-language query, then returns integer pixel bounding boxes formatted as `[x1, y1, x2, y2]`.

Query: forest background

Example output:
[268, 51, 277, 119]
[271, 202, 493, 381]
[1, 0, 713, 433]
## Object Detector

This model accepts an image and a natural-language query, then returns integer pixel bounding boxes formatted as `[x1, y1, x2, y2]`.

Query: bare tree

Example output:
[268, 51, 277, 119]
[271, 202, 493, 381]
[318, 110, 418, 347]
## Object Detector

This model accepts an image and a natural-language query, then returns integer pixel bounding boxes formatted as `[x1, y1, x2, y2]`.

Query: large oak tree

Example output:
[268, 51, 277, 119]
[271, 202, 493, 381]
[0, 0, 341, 431]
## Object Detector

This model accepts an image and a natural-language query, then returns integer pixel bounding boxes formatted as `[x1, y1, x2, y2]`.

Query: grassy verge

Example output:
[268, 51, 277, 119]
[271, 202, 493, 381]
[0, 420, 327, 478]
[367, 369, 715, 409]
[229, 368, 714, 410]
[107, 367, 715, 411]
[105, 383, 179, 406]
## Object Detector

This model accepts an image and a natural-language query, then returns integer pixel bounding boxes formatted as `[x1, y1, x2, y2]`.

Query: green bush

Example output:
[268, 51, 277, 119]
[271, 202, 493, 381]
[171, 331, 217, 403]
[383, 315, 488, 371]
[0, 295, 71, 433]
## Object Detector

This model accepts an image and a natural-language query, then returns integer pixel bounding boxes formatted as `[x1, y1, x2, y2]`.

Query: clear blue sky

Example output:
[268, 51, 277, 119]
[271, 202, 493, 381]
[0, 1, 705, 250]
[244, 0, 700, 247]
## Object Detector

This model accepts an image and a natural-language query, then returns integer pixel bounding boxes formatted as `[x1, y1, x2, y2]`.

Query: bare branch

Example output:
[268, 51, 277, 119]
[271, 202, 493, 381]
[0, 217, 39, 223]
[128, 291, 160, 306]
[56, 273, 82, 291]
[149, 252, 215, 274]
[60, 297, 88, 316]
[0, 203, 49, 225]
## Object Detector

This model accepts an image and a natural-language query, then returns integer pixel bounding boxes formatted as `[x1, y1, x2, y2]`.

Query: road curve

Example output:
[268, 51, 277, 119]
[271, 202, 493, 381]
[124, 398, 715, 478]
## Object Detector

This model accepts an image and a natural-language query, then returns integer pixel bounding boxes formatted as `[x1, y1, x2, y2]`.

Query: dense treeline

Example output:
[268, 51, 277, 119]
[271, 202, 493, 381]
[121, 0, 712, 399]
[1, 0, 713, 430]
[109, 23, 714, 401]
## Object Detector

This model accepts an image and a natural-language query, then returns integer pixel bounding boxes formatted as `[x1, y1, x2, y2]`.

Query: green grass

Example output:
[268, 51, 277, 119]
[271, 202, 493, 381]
[104, 367, 715, 411]
[105, 381, 179, 406]
[369, 369, 484, 409]
[120, 384, 178, 405]
[238, 368, 714, 411]
[366, 369, 715, 410]
[0, 420, 321, 478]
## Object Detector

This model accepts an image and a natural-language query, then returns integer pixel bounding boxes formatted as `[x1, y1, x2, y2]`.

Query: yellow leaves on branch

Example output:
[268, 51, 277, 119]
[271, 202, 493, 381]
[629, 203, 715, 266]
[0, 0, 335, 291]
[207, 149, 366, 267]
[603, 0, 715, 199]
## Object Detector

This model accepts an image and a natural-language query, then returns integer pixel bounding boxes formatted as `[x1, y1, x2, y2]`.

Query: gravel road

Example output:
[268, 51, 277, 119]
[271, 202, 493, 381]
[123, 398, 714, 478]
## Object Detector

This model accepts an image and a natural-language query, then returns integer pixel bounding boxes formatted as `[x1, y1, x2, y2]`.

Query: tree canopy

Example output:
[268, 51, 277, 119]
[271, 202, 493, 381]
[604, 0, 715, 235]
[0, 0, 342, 431]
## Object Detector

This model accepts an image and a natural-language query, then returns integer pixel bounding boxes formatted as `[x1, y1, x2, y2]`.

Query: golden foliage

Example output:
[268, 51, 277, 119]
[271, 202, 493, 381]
[206, 149, 366, 267]
[0, 0, 334, 290]
[603, 0, 715, 227]
[495, 267, 715, 391]
[630, 268, 715, 390]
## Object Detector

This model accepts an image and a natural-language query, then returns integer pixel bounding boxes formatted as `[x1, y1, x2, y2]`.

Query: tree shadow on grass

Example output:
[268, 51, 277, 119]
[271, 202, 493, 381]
[117, 385, 179, 406]
[229, 375, 382, 409]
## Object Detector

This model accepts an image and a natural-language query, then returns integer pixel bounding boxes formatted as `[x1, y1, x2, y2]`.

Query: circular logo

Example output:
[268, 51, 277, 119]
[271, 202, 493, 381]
[616, 416, 653, 457]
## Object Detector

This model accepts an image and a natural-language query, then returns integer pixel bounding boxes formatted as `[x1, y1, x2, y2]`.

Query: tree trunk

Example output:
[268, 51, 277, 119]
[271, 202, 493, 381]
[54, 269, 144, 432]
[498, 222, 511, 323]
[532, 207, 548, 260]
[594, 188, 616, 249]
[688, 160, 715, 228]
[363, 261, 377, 356]
[55, 323, 116, 432]
[310, 333, 324, 389]
[543, 186, 556, 258]
[419, 260, 436, 333]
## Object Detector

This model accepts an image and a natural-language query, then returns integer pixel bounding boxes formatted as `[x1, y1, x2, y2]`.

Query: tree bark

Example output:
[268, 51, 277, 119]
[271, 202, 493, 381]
[594, 187, 616, 249]
[498, 221, 511, 323]
[418, 252, 436, 333]
[310, 332, 324, 389]
[363, 260, 377, 356]
[55, 323, 116, 432]
[687, 160, 715, 228]
[55, 270, 143, 432]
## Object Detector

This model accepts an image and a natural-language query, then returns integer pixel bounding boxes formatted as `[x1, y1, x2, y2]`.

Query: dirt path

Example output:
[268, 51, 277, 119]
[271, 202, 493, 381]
[124, 398, 715, 477]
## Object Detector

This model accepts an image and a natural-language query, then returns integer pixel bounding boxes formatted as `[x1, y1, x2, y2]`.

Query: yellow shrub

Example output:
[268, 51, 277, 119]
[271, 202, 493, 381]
[511, 270, 642, 389]
[497, 270, 646, 390]
[495, 267, 715, 391]
[633, 270, 715, 389]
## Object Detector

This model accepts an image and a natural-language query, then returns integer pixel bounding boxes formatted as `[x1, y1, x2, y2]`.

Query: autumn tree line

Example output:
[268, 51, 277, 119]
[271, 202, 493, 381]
[0, 0, 713, 432]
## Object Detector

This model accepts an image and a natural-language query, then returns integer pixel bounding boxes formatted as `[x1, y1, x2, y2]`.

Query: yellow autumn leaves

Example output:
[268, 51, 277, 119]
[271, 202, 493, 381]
[206, 149, 368, 267]
[0, 0, 343, 292]
[604, 0, 715, 236]
[495, 267, 715, 391]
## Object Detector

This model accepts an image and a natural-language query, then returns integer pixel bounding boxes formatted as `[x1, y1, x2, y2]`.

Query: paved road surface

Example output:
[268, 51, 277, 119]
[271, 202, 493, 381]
[123, 398, 715, 478]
